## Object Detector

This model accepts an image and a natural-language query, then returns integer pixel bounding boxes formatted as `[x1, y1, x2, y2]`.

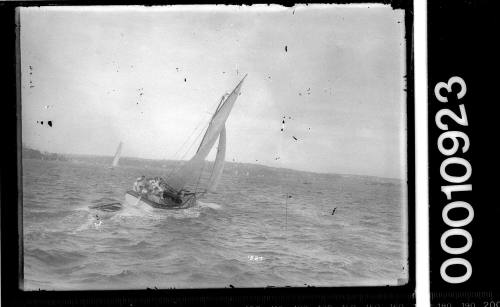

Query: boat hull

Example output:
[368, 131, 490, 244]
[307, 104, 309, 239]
[125, 190, 196, 210]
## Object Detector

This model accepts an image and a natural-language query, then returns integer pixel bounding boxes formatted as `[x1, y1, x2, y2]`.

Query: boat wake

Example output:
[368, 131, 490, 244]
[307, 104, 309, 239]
[72, 197, 219, 232]
[197, 201, 222, 210]
[115, 199, 207, 222]
[72, 210, 105, 232]
[72, 202, 204, 233]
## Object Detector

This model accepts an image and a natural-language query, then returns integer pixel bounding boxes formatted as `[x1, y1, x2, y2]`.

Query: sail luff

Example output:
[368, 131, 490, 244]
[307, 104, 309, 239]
[195, 98, 222, 155]
[166, 75, 246, 192]
[208, 125, 226, 192]
[112, 142, 123, 167]
[191, 74, 246, 160]
[195, 75, 246, 154]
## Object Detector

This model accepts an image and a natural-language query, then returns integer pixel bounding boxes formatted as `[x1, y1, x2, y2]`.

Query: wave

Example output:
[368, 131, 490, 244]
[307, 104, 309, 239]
[74, 218, 103, 232]
[23, 159, 407, 290]
[124, 240, 152, 250]
[25, 248, 87, 266]
[91, 197, 120, 204]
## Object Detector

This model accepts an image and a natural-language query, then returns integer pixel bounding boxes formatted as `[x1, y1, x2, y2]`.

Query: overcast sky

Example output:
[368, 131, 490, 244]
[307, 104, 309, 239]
[20, 5, 406, 179]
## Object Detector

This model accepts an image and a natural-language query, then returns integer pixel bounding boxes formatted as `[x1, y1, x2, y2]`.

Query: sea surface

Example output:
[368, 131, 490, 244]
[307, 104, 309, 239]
[23, 158, 408, 290]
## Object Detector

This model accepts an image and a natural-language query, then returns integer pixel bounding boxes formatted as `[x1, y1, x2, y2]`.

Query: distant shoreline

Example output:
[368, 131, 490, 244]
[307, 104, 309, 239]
[22, 146, 403, 182]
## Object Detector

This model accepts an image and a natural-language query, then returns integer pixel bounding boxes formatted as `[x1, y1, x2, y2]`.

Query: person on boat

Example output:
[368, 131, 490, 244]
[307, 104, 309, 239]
[172, 190, 185, 204]
[161, 190, 170, 201]
[154, 179, 164, 194]
[133, 176, 146, 193]
[141, 177, 150, 194]
[151, 178, 161, 195]
[162, 190, 182, 204]
[158, 178, 169, 193]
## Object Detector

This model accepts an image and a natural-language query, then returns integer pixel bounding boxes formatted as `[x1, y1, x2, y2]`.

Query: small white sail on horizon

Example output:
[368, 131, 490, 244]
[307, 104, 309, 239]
[166, 75, 247, 193]
[111, 141, 123, 168]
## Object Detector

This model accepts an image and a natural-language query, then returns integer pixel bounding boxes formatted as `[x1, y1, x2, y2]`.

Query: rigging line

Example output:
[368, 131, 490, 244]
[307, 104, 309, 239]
[196, 94, 226, 154]
[163, 86, 224, 165]
[164, 96, 222, 180]
[181, 124, 208, 162]
[165, 122, 208, 181]
[164, 114, 211, 179]
[166, 112, 209, 164]
[194, 153, 208, 194]
[194, 130, 222, 194]
[204, 132, 223, 192]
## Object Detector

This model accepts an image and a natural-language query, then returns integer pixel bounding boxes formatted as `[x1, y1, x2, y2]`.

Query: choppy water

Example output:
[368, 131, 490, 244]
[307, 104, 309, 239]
[23, 158, 408, 290]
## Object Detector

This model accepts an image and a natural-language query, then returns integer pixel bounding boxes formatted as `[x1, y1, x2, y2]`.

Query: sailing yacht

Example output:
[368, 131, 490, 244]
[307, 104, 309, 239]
[125, 75, 247, 209]
[109, 142, 123, 169]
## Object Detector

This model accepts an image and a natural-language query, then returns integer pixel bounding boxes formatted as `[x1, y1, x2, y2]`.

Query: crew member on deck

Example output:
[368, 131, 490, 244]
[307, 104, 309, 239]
[133, 176, 146, 193]
[175, 190, 183, 204]
[162, 189, 181, 204]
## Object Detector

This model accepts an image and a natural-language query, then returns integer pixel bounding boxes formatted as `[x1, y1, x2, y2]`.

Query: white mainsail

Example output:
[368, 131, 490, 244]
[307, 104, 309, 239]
[112, 142, 123, 167]
[208, 125, 226, 192]
[167, 75, 247, 192]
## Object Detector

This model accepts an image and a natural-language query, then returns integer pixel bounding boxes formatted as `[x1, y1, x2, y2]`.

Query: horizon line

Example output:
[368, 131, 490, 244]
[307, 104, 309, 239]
[22, 146, 404, 181]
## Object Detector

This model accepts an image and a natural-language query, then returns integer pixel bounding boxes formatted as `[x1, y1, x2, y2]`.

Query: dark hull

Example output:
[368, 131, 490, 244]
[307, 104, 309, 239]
[125, 190, 196, 210]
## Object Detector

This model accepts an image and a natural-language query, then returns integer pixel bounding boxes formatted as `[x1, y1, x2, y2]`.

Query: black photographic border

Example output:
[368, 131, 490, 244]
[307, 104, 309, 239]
[1, 1, 415, 306]
[428, 0, 500, 304]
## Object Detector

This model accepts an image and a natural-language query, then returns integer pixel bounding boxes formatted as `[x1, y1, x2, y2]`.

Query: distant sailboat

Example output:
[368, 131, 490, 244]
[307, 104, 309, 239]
[125, 75, 247, 209]
[110, 141, 123, 169]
